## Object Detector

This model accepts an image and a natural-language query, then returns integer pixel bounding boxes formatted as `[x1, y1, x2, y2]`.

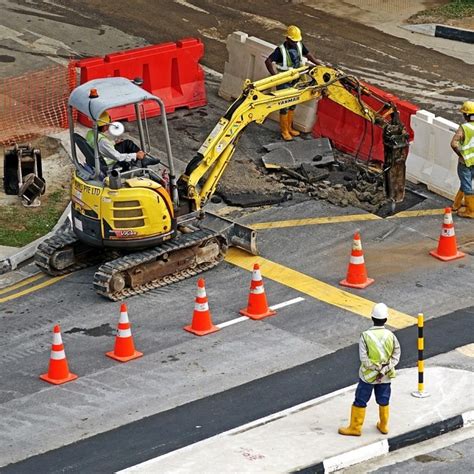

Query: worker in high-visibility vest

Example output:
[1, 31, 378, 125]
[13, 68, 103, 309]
[339, 303, 401, 436]
[451, 100, 474, 218]
[265, 25, 323, 141]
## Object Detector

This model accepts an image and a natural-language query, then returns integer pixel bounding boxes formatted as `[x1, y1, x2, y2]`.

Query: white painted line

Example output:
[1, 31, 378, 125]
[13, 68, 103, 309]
[216, 316, 249, 329]
[324, 440, 389, 473]
[270, 296, 305, 310]
[215, 297, 305, 329]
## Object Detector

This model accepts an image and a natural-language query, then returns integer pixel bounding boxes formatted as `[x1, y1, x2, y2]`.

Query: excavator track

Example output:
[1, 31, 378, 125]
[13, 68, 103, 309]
[35, 228, 105, 276]
[93, 228, 227, 301]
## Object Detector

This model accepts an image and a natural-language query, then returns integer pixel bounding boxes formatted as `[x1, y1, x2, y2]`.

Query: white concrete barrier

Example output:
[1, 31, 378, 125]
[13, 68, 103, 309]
[406, 110, 462, 200]
[219, 31, 317, 133]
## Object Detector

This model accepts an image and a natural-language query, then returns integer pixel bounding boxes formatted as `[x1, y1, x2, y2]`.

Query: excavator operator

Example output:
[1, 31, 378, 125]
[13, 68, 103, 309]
[86, 111, 160, 171]
[265, 25, 323, 141]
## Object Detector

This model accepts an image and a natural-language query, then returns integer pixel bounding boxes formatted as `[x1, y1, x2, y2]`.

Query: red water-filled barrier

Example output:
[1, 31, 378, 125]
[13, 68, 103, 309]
[74, 39, 207, 125]
[313, 82, 418, 162]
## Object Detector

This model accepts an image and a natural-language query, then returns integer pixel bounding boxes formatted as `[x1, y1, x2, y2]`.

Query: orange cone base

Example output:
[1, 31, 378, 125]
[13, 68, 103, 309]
[106, 350, 143, 363]
[183, 324, 220, 336]
[339, 277, 374, 289]
[429, 249, 465, 262]
[239, 307, 277, 320]
[39, 372, 78, 385]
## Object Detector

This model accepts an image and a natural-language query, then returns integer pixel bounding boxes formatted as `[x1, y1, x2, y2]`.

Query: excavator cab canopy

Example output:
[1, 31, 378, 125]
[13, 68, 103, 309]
[67, 77, 177, 203]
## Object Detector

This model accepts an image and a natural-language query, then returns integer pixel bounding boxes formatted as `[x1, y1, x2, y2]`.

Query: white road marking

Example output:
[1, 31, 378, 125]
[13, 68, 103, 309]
[216, 316, 249, 329]
[215, 297, 305, 329]
[270, 296, 305, 310]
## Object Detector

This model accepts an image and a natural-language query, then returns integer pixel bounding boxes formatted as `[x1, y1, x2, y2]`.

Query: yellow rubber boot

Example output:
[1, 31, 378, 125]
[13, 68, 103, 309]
[452, 190, 464, 211]
[287, 110, 300, 137]
[376, 405, 389, 434]
[279, 114, 293, 141]
[338, 405, 366, 436]
[458, 194, 474, 218]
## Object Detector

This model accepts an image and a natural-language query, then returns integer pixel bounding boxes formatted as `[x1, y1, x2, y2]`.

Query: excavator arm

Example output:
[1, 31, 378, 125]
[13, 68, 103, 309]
[178, 65, 409, 211]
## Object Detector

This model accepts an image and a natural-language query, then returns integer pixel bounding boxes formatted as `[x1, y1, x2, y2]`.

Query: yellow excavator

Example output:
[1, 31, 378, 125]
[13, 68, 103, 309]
[35, 65, 409, 300]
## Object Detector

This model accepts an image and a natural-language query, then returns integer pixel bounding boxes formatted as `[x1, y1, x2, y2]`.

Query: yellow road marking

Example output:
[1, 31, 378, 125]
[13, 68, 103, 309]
[388, 209, 445, 219]
[251, 214, 381, 230]
[0, 273, 44, 295]
[225, 248, 416, 329]
[251, 209, 446, 230]
[0, 275, 69, 303]
[456, 343, 474, 358]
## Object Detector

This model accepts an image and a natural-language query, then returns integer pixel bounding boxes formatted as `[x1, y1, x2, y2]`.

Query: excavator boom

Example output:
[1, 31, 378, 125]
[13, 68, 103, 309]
[179, 65, 409, 210]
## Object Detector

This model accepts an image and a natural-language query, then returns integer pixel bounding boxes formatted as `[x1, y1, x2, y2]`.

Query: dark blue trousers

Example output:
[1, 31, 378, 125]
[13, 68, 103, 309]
[354, 379, 391, 407]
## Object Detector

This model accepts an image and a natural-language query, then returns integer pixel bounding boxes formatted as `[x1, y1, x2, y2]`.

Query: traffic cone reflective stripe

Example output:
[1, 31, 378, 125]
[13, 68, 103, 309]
[40, 325, 78, 385]
[429, 208, 465, 261]
[340, 231, 374, 289]
[184, 278, 220, 336]
[106, 303, 143, 362]
[239, 263, 276, 320]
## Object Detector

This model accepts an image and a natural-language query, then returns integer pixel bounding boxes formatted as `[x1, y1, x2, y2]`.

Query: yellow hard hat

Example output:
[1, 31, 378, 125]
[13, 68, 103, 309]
[286, 25, 302, 42]
[97, 111, 111, 127]
[460, 101, 474, 115]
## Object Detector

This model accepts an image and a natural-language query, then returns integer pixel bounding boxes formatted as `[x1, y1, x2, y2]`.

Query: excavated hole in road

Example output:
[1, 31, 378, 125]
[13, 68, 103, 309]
[219, 151, 426, 217]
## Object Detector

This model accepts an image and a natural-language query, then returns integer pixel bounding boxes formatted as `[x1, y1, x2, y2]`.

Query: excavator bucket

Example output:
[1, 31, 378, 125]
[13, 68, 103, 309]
[383, 113, 410, 203]
[201, 212, 258, 255]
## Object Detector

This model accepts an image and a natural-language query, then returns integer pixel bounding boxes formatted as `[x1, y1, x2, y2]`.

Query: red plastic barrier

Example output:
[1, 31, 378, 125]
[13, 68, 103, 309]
[74, 39, 207, 125]
[313, 82, 418, 162]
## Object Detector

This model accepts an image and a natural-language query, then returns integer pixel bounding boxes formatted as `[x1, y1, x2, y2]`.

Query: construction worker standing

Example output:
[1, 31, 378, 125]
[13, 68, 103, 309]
[265, 25, 323, 141]
[450, 100, 474, 218]
[339, 303, 401, 437]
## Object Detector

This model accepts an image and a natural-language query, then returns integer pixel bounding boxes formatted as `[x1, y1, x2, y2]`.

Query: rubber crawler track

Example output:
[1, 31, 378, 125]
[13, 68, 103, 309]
[35, 228, 104, 276]
[93, 228, 227, 301]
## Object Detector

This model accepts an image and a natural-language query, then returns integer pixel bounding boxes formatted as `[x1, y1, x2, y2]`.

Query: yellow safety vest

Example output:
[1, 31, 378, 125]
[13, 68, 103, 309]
[361, 328, 396, 383]
[460, 122, 474, 167]
[276, 42, 304, 71]
[85, 130, 115, 167]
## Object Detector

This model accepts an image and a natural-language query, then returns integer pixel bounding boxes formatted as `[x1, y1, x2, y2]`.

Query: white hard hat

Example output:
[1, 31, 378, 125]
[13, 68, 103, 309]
[371, 303, 389, 320]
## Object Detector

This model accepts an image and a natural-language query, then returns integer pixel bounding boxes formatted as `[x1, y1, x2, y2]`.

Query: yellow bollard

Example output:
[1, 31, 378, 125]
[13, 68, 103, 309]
[412, 313, 430, 398]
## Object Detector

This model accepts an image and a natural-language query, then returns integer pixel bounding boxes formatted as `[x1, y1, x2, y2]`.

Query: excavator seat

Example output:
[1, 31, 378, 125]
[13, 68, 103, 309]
[73, 133, 108, 179]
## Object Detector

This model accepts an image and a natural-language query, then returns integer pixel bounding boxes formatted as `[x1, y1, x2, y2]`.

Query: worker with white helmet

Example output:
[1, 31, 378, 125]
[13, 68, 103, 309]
[450, 100, 474, 218]
[86, 111, 160, 171]
[265, 25, 323, 141]
[339, 302, 401, 437]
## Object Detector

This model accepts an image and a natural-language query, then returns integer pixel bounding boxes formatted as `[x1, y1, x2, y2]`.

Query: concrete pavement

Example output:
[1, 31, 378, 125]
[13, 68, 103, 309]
[120, 366, 473, 473]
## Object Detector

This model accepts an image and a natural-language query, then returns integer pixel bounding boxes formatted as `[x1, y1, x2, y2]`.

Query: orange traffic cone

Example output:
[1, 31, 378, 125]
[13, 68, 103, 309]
[184, 278, 220, 336]
[430, 207, 465, 261]
[239, 263, 276, 320]
[106, 303, 143, 362]
[340, 231, 374, 289]
[40, 325, 78, 385]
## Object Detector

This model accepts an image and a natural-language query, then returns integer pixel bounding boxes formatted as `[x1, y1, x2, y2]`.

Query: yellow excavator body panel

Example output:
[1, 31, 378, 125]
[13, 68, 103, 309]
[71, 172, 175, 247]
